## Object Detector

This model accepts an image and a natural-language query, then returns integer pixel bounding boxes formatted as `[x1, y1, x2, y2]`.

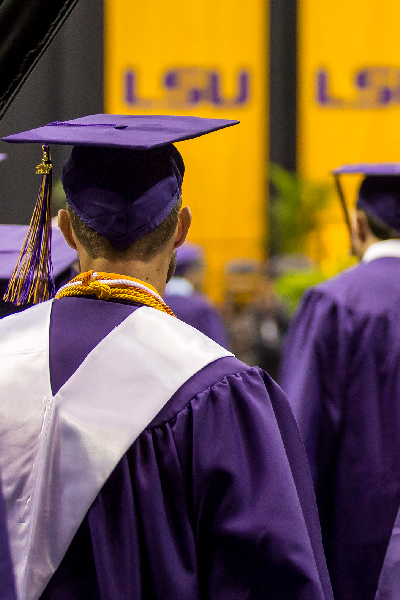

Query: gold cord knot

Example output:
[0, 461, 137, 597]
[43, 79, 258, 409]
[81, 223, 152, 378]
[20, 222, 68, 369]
[56, 271, 176, 317]
[80, 270, 94, 287]
[87, 281, 112, 300]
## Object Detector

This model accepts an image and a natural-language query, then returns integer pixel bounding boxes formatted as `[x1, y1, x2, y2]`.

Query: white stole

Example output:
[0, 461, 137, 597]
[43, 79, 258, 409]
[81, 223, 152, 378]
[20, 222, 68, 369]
[0, 300, 231, 600]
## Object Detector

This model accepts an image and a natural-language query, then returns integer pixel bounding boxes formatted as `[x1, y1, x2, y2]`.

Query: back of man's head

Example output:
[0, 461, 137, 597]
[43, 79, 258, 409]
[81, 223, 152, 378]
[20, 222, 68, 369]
[357, 175, 400, 239]
[62, 144, 185, 252]
[66, 197, 182, 262]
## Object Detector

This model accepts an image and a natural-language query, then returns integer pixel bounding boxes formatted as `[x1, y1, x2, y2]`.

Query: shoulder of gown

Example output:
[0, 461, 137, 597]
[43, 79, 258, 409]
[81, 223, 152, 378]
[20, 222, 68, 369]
[313, 257, 400, 315]
[165, 292, 231, 350]
[88, 361, 333, 600]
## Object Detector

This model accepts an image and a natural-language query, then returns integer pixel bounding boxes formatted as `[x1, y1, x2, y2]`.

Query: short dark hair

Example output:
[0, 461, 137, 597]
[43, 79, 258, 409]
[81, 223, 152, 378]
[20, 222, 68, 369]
[361, 209, 400, 240]
[67, 197, 182, 261]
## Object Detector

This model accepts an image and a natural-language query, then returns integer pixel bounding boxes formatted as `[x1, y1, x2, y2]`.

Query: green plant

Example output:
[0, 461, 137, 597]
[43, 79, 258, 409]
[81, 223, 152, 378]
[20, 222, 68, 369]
[269, 164, 332, 255]
[275, 268, 327, 314]
[275, 253, 356, 314]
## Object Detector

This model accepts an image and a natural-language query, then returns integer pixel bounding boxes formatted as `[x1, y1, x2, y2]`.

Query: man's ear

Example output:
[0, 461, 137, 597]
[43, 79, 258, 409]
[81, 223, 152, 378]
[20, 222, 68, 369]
[356, 210, 369, 243]
[174, 206, 192, 249]
[58, 209, 78, 250]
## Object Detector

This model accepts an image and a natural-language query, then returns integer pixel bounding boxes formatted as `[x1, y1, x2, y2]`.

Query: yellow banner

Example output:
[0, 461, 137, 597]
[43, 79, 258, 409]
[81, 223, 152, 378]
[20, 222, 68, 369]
[104, 0, 267, 301]
[298, 0, 400, 269]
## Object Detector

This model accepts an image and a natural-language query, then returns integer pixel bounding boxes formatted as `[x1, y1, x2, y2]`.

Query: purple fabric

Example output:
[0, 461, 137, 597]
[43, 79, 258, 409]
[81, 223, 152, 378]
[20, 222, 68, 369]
[62, 144, 183, 248]
[280, 256, 400, 600]
[49, 297, 141, 395]
[2, 114, 239, 149]
[332, 163, 400, 175]
[0, 477, 16, 600]
[165, 292, 231, 350]
[37, 296, 333, 600]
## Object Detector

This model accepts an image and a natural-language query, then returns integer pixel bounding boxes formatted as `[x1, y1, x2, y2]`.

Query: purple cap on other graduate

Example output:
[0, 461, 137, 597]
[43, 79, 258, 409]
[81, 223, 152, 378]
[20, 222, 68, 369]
[332, 163, 400, 176]
[332, 163, 400, 232]
[3, 114, 239, 248]
[175, 242, 205, 277]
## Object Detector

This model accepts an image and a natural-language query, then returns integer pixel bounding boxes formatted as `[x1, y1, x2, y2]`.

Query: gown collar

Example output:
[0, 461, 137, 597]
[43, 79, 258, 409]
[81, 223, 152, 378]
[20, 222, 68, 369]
[164, 277, 193, 297]
[362, 239, 400, 263]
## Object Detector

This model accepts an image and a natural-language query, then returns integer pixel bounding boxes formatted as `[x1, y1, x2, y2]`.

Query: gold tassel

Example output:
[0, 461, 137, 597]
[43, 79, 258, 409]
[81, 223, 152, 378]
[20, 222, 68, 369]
[3, 145, 54, 305]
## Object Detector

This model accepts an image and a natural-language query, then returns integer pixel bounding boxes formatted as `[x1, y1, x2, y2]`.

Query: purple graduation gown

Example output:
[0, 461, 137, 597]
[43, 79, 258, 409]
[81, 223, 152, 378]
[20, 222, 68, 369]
[165, 292, 231, 350]
[280, 256, 400, 600]
[2, 294, 332, 600]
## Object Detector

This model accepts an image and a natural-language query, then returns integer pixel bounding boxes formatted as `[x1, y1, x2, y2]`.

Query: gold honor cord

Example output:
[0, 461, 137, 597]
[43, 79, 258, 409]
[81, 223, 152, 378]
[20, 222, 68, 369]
[56, 271, 176, 317]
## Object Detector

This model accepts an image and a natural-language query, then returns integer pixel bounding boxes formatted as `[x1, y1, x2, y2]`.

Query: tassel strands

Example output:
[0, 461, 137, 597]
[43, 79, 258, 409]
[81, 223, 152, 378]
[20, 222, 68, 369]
[4, 144, 55, 305]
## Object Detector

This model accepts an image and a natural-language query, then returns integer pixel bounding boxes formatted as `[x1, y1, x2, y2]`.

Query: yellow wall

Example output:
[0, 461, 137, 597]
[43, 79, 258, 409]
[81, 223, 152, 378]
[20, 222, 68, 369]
[104, 0, 268, 301]
[298, 0, 400, 271]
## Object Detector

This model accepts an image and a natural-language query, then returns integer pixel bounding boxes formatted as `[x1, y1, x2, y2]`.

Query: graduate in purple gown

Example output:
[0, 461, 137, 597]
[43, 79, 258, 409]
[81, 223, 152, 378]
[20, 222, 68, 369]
[164, 242, 231, 349]
[0, 115, 333, 600]
[0, 225, 77, 318]
[280, 164, 400, 600]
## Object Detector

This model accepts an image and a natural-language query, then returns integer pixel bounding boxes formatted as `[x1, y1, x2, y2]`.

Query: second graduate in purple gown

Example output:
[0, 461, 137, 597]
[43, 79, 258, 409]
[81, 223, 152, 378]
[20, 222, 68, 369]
[164, 243, 231, 349]
[280, 164, 400, 600]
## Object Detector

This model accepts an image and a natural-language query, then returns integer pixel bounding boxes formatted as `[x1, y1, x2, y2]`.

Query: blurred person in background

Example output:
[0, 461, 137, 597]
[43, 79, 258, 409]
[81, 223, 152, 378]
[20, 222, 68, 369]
[280, 166, 400, 600]
[164, 242, 230, 348]
[223, 259, 289, 378]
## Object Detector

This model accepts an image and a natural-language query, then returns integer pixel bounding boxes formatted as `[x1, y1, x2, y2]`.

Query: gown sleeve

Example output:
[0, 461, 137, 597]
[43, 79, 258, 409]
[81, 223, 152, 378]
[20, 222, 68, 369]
[280, 289, 348, 486]
[173, 366, 333, 600]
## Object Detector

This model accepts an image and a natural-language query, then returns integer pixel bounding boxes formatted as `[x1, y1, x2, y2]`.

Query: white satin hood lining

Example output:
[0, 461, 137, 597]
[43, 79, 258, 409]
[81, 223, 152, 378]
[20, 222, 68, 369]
[0, 301, 232, 600]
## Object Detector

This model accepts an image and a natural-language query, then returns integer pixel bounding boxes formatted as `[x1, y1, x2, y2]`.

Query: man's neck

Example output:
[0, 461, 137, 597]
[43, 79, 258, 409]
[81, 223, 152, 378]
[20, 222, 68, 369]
[79, 258, 168, 296]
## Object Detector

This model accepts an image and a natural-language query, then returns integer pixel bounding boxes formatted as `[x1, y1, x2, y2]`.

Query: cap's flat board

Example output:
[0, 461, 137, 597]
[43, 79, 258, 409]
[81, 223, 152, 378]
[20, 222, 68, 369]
[2, 114, 240, 149]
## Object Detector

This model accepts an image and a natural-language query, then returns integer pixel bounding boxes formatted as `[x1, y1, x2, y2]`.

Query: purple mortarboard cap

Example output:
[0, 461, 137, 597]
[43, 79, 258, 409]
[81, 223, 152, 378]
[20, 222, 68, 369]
[3, 114, 239, 249]
[0, 225, 77, 279]
[332, 163, 400, 176]
[175, 242, 205, 277]
[332, 163, 400, 232]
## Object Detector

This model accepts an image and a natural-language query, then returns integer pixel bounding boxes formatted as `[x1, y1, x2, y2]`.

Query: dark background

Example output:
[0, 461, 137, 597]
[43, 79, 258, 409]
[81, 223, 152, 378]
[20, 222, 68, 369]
[0, 0, 296, 225]
[0, 0, 103, 224]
